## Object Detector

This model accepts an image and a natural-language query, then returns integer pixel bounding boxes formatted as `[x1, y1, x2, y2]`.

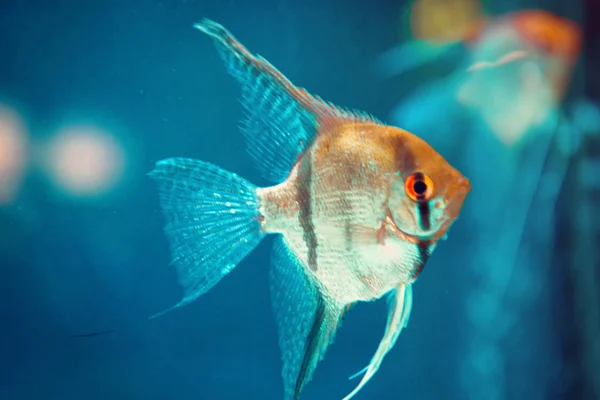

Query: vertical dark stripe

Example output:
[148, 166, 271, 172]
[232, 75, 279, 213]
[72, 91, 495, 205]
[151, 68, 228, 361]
[294, 298, 325, 400]
[339, 191, 353, 251]
[417, 201, 431, 231]
[297, 152, 318, 271]
[344, 219, 352, 252]
[410, 240, 432, 280]
[411, 172, 431, 231]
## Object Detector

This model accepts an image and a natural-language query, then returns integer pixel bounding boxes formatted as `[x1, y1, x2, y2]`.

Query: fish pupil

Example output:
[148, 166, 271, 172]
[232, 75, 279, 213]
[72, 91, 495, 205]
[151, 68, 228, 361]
[413, 180, 428, 195]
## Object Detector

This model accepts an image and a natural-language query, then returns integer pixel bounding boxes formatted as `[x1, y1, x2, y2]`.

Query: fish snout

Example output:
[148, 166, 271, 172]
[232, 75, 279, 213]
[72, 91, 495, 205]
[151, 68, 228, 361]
[444, 176, 471, 219]
[459, 176, 471, 193]
[447, 176, 471, 198]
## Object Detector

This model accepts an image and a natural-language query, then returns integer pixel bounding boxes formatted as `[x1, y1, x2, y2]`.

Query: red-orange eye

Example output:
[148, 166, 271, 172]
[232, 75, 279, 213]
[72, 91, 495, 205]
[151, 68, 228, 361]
[405, 172, 434, 202]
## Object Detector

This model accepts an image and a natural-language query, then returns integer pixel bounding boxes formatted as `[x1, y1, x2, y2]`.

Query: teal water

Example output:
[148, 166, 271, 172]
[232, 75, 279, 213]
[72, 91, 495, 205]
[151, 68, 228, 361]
[0, 1, 595, 399]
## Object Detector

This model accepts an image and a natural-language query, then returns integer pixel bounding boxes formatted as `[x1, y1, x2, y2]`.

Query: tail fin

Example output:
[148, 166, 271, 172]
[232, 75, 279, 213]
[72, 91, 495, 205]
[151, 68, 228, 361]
[148, 158, 265, 318]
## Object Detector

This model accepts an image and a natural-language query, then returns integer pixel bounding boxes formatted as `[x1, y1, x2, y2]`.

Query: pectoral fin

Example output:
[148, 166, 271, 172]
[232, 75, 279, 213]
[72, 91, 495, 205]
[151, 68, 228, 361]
[342, 283, 413, 400]
[270, 236, 345, 400]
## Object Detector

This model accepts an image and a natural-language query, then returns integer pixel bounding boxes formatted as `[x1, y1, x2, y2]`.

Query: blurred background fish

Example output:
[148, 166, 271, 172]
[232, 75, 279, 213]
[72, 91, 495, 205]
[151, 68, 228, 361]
[1, 1, 599, 400]
[383, 1, 600, 399]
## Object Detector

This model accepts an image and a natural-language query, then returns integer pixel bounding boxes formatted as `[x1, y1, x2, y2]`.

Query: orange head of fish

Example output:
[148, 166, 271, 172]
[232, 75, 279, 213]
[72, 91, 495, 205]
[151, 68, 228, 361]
[383, 128, 471, 243]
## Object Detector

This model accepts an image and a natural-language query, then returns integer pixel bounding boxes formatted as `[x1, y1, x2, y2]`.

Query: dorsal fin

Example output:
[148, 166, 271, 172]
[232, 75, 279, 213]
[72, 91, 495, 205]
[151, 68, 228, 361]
[195, 19, 382, 184]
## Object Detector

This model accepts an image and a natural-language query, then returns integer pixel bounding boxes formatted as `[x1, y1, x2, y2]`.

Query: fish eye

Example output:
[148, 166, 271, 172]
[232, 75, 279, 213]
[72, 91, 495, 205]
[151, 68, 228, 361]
[405, 172, 434, 202]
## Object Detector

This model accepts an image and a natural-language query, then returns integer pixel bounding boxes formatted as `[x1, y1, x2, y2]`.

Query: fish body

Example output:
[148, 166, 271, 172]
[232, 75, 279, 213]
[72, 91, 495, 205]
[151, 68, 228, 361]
[150, 19, 470, 400]
[260, 121, 468, 305]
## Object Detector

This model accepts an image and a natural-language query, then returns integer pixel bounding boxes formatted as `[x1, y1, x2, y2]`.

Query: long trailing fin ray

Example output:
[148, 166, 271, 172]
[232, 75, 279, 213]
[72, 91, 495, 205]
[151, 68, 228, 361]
[194, 18, 382, 184]
[269, 236, 345, 400]
[148, 158, 264, 318]
[343, 283, 413, 400]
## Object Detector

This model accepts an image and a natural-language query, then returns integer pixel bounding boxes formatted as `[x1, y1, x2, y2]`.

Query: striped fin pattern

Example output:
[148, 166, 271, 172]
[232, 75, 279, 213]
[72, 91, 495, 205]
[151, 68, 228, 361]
[196, 18, 382, 184]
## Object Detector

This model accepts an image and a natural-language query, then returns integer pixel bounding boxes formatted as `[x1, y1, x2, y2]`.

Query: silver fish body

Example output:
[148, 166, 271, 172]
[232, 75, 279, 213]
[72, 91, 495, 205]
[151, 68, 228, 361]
[149, 19, 470, 400]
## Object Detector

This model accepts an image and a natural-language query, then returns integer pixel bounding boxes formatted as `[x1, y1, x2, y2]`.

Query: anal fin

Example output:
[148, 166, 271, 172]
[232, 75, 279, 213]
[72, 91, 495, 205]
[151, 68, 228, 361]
[270, 236, 344, 400]
[343, 283, 413, 400]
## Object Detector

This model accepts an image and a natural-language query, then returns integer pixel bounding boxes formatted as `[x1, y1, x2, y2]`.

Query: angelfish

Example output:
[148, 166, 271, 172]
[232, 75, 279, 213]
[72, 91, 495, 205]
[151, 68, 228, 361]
[149, 19, 471, 400]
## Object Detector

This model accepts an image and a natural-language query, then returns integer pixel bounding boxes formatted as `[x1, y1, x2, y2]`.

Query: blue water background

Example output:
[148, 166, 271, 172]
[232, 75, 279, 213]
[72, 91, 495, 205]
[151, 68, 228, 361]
[0, 1, 584, 399]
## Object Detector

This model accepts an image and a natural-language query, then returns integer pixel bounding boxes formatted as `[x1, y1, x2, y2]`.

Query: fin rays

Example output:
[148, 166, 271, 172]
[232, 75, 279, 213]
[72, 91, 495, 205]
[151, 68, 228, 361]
[148, 158, 264, 317]
[295, 299, 326, 398]
[343, 283, 413, 400]
[195, 18, 382, 184]
[148, 19, 415, 399]
[269, 236, 344, 400]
